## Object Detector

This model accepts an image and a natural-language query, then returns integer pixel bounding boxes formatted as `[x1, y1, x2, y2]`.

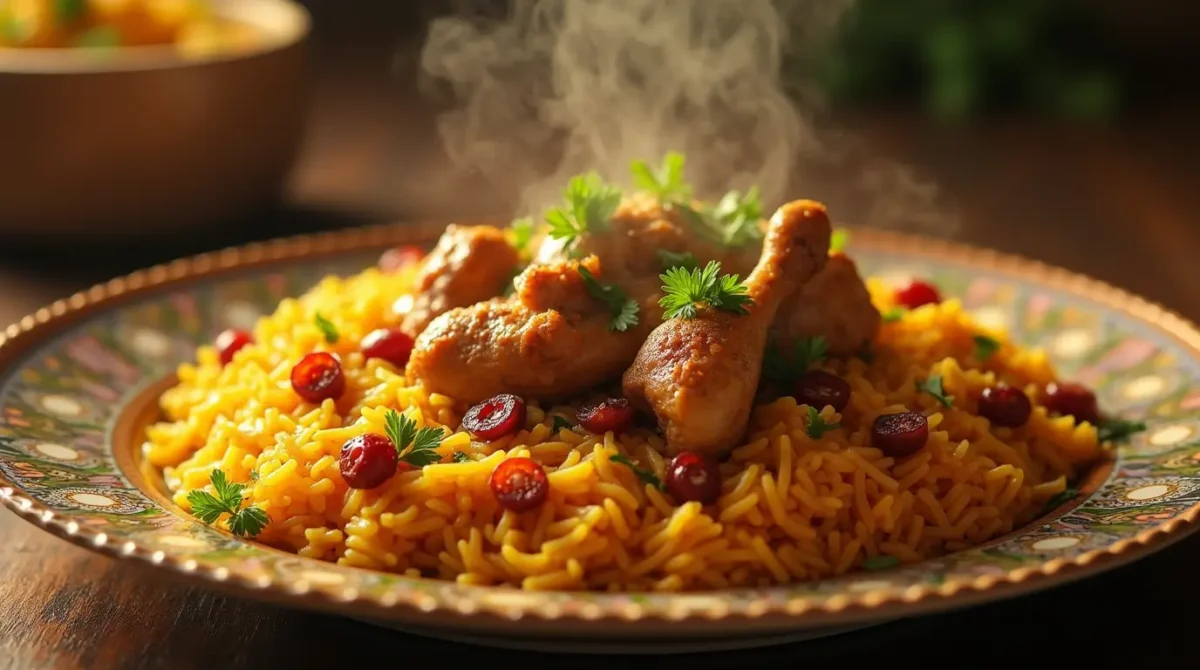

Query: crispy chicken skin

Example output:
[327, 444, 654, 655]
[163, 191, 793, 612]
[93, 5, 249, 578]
[622, 200, 833, 456]
[774, 252, 881, 355]
[406, 256, 664, 403]
[399, 224, 520, 337]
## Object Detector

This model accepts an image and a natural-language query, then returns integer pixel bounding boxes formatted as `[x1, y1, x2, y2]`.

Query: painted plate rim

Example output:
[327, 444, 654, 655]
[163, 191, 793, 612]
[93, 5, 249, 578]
[1, 220, 1198, 634]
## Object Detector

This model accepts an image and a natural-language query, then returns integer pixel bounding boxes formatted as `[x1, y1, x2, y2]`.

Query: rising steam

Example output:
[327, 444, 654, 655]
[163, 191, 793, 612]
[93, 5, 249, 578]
[418, 0, 958, 235]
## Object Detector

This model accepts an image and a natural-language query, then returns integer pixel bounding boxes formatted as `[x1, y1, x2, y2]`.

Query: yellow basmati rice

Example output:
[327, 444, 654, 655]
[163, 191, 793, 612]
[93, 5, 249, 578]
[146, 267, 1103, 591]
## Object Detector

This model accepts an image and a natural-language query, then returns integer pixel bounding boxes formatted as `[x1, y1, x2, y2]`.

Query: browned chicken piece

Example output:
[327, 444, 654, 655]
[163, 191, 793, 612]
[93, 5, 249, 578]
[407, 256, 664, 403]
[773, 253, 881, 356]
[398, 224, 520, 337]
[623, 200, 833, 457]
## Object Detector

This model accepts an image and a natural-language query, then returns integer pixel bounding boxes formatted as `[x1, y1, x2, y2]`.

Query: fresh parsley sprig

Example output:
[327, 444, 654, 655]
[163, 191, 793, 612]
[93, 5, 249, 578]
[1097, 418, 1147, 443]
[656, 249, 699, 272]
[972, 334, 1000, 361]
[314, 313, 338, 344]
[551, 415, 574, 433]
[452, 451, 471, 463]
[762, 336, 828, 384]
[384, 409, 446, 467]
[630, 152, 692, 203]
[509, 217, 535, 257]
[611, 454, 665, 491]
[660, 261, 754, 320]
[186, 469, 270, 538]
[804, 405, 840, 439]
[578, 266, 640, 332]
[708, 187, 764, 248]
[916, 374, 955, 408]
[545, 172, 622, 254]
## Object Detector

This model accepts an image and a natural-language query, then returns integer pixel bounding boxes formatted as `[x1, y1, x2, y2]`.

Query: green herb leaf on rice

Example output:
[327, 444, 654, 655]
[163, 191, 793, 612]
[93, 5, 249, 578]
[1097, 418, 1147, 443]
[972, 334, 1000, 361]
[804, 405, 840, 439]
[185, 469, 269, 538]
[881, 307, 907, 323]
[314, 312, 339, 344]
[452, 451, 471, 463]
[384, 409, 445, 467]
[577, 266, 640, 332]
[762, 336, 828, 384]
[551, 415, 573, 433]
[916, 374, 955, 408]
[659, 261, 753, 320]
[610, 454, 665, 491]
[249, 469, 259, 481]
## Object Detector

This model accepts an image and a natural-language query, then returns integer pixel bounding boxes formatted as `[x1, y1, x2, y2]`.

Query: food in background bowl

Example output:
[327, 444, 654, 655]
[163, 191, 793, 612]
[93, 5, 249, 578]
[0, 0, 258, 57]
[148, 154, 1141, 592]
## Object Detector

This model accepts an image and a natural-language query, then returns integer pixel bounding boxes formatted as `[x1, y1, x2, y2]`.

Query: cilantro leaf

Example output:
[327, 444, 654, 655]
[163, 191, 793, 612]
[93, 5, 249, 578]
[630, 152, 692, 203]
[578, 266, 640, 332]
[510, 217, 535, 255]
[314, 313, 338, 344]
[610, 454, 664, 491]
[544, 172, 621, 254]
[761, 336, 828, 384]
[249, 469, 259, 481]
[659, 261, 753, 320]
[452, 451, 471, 463]
[185, 469, 269, 538]
[804, 405, 840, 439]
[972, 334, 1000, 361]
[709, 187, 764, 248]
[552, 415, 573, 433]
[1098, 418, 1147, 443]
[656, 249, 699, 272]
[384, 409, 445, 467]
[916, 374, 955, 408]
[830, 228, 850, 254]
[881, 307, 906, 323]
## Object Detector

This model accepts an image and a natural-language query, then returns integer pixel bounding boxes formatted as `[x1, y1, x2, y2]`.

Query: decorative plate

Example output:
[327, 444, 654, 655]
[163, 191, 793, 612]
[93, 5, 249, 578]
[2, 222, 1198, 653]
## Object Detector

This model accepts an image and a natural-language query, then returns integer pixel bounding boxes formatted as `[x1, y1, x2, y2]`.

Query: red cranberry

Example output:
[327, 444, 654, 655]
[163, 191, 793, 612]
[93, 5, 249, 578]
[1043, 382, 1100, 425]
[489, 457, 550, 512]
[463, 393, 527, 440]
[871, 412, 929, 457]
[361, 328, 415, 369]
[290, 352, 346, 404]
[978, 385, 1032, 428]
[215, 329, 253, 365]
[664, 452, 722, 505]
[576, 398, 635, 434]
[339, 434, 398, 489]
[793, 370, 851, 412]
[378, 245, 425, 273]
[894, 279, 942, 309]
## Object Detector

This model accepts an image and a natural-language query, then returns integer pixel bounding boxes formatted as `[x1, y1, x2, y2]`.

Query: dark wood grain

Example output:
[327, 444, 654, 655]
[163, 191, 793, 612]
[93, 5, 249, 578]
[2, 5, 1200, 668]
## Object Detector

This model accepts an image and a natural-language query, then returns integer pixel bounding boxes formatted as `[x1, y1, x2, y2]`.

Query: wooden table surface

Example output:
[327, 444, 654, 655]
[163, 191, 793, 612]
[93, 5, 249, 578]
[2, 13, 1200, 668]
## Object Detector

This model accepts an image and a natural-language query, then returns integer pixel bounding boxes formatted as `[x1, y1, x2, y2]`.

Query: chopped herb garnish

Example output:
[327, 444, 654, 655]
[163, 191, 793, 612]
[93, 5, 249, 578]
[830, 228, 850, 254]
[1098, 418, 1147, 443]
[656, 249, 699, 272]
[761, 336, 828, 384]
[509, 217, 535, 256]
[630, 152, 692, 203]
[862, 555, 900, 571]
[545, 172, 622, 254]
[916, 374, 955, 408]
[577, 266, 640, 332]
[249, 470, 259, 481]
[660, 260, 753, 320]
[881, 307, 907, 323]
[384, 409, 445, 467]
[972, 334, 1000, 361]
[452, 451, 471, 463]
[552, 415, 573, 433]
[610, 454, 665, 490]
[1040, 487, 1079, 516]
[314, 313, 338, 344]
[708, 187, 764, 248]
[185, 469, 269, 538]
[804, 405, 840, 439]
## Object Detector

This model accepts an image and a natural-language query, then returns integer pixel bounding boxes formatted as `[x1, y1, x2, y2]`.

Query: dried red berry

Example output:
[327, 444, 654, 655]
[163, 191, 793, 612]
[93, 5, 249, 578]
[978, 385, 1032, 428]
[215, 329, 253, 365]
[664, 452, 722, 505]
[339, 434, 398, 489]
[1043, 382, 1100, 425]
[463, 393, 527, 440]
[894, 279, 942, 309]
[871, 412, 929, 457]
[489, 457, 550, 512]
[576, 398, 635, 434]
[378, 245, 425, 273]
[793, 370, 851, 413]
[361, 328, 415, 369]
[290, 352, 346, 404]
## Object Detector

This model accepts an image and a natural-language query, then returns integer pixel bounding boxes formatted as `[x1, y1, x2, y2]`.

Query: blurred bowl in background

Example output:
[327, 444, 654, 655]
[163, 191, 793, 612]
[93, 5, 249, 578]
[0, 0, 310, 238]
